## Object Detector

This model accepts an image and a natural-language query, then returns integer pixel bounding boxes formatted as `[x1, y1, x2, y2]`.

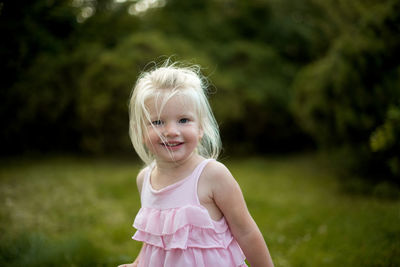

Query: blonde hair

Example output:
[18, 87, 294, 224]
[129, 60, 221, 165]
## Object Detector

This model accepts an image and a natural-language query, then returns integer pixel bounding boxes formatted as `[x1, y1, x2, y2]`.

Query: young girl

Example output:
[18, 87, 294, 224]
[119, 61, 274, 267]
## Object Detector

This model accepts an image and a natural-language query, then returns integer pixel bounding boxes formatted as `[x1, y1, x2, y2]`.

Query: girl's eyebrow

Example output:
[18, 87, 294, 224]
[180, 110, 196, 116]
[149, 111, 196, 118]
[179, 112, 196, 118]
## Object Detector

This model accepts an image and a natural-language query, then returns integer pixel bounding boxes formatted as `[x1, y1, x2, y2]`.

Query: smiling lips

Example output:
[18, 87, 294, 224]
[161, 141, 184, 149]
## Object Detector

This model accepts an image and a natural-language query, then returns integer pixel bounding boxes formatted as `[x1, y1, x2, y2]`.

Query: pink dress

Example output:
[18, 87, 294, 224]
[132, 159, 247, 267]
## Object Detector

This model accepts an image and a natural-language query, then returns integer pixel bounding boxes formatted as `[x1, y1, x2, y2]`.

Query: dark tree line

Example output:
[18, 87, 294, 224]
[1, 0, 399, 181]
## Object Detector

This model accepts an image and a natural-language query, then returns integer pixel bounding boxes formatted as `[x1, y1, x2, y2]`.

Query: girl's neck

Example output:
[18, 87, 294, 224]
[153, 153, 204, 183]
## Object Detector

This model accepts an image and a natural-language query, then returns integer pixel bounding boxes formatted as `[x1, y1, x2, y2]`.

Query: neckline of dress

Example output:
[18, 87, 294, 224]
[148, 159, 210, 194]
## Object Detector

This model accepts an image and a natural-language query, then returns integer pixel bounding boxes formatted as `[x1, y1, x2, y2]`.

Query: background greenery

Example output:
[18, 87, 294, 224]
[1, 0, 399, 181]
[1, 0, 400, 266]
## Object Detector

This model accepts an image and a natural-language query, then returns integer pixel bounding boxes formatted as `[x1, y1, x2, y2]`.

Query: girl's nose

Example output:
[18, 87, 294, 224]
[163, 123, 179, 137]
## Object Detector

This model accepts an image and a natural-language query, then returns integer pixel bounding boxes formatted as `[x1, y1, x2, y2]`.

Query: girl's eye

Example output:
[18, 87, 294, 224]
[179, 118, 189, 124]
[151, 120, 163, 126]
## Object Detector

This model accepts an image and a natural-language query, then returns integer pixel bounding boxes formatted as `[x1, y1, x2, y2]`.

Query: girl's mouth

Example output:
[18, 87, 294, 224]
[161, 142, 183, 148]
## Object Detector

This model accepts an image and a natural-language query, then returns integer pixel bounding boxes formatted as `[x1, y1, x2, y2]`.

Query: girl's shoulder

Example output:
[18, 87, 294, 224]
[203, 160, 230, 177]
[201, 160, 237, 189]
[136, 164, 151, 194]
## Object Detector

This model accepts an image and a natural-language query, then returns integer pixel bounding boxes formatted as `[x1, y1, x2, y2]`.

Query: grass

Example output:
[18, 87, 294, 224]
[0, 154, 399, 266]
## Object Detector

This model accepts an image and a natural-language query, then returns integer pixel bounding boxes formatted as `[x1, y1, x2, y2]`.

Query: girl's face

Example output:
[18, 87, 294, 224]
[144, 94, 203, 164]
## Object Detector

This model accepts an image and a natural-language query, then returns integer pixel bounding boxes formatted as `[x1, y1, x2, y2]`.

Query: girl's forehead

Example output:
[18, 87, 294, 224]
[145, 94, 195, 108]
[145, 93, 197, 114]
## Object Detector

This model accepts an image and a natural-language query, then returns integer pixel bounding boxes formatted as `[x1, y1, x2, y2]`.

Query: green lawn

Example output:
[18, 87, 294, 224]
[0, 154, 399, 266]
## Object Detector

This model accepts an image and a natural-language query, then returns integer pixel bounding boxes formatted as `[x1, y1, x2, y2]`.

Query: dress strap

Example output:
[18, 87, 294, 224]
[192, 158, 214, 180]
[193, 158, 215, 205]
[139, 163, 153, 201]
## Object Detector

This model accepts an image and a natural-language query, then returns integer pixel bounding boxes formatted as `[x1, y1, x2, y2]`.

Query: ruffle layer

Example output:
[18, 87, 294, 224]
[138, 240, 247, 267]
[134, 206, 228, 235]
[132, 206, 233, 250]
[133, 224, 234, 250]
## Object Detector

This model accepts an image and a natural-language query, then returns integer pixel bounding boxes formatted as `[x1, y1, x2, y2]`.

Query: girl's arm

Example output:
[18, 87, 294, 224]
[206, 161, 274, 267]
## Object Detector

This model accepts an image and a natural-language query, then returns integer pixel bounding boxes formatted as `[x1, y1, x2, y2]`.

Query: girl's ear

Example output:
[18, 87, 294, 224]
[198, 127, 204, 140]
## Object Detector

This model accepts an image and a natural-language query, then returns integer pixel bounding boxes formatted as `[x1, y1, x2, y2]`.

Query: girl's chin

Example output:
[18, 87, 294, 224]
[155, 150, 199, 163]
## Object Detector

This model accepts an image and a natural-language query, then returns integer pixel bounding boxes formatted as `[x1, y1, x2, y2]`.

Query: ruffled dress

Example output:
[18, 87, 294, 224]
[132, 159, 247, 267]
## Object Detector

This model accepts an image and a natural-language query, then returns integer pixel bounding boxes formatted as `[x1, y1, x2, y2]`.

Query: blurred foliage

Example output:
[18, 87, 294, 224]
[1, 0, 399, 180]
[370, 105, 400, 177]
[292, 0, 400, 180]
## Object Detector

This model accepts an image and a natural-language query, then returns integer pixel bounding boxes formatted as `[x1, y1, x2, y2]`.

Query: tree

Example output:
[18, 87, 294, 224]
[292, 0, 400, 180]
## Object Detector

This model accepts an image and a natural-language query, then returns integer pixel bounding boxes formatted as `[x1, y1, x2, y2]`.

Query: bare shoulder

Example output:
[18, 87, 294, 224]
[198, 160, 241, 221]
[202, 160, 239, 190]
[202, 160, 250, 227]
[202, 160, 230, 178]
[136, 167, 147, 194]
